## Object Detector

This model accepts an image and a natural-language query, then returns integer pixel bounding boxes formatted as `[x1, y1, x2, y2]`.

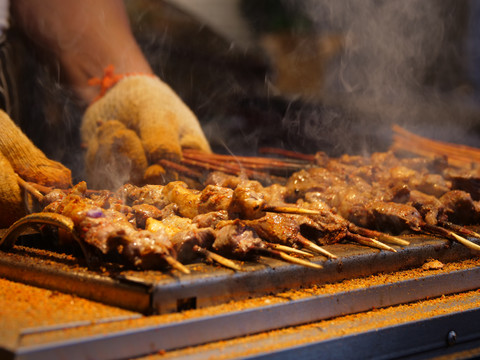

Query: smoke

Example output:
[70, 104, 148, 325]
[308, 1, 444, 95]
[296, 0, 479, 148]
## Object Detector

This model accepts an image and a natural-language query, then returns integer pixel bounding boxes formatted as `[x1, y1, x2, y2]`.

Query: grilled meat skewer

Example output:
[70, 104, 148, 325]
[208, 171, 400, 252]
[39, 182, 188, 272]
[213, 220, 322, 269]
[145, 215, 242, 271]
[286, 156, 480, 251]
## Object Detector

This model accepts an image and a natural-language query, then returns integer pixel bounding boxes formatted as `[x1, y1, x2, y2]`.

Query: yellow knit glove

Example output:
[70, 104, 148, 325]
[0, 110, 72, 227]
[81, 75, 211, 189]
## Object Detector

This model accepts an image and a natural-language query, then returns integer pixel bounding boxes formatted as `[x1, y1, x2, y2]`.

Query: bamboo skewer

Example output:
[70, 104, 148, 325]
[183, 149, 307, 170]
[349, 224, 410, 246]
[193, 245, 243, 271]
[263, 206, 322, 216]
[391, 125, 480, 167]
[440, 221, 480, 240]
[348, 232, 397, 252]
[164, 254, 191, 274]
[423, 224, 480, 252]
[180, 158, 272, 181]
[17, 175, 45, 204]
[258, 147, 316, 162]
[297, 235, 338, 259]
[158, 159, 204, 179]
[256, 247, 323, 269]
[266, 243, 314, 257]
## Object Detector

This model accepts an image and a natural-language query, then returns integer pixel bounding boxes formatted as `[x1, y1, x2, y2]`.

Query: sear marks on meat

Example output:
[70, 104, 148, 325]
[204, 171, 244, 188]
[409, 190, 446, 226]
[117, 183, 168, 209]
[366, 201, 423, 234]
[42, 189, 66, 207]
[213, 221, 264, 259]
[439, 190, 479, 225]
[171, 228, 215, 263]
[296, 199, 349, 244]
[132, 204, 164, 228]
[198, 185, 234, 215]
[244, 213, 303, 248]
[286, 168, 341, 200]
[444, 167, 480, 201]
[230, 182, 266, 219]
[43, 182, 178, 270]
[193, 210, 229, 228]
[145, 214, 214, 264]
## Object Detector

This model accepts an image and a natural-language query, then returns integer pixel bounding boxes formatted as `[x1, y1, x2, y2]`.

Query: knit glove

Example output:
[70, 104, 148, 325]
[0, 110, 72, 227]
[81, 71, 211, 189]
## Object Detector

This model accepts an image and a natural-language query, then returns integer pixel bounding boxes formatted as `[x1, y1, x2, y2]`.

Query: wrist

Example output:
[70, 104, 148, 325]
[87, 65, 155, 103]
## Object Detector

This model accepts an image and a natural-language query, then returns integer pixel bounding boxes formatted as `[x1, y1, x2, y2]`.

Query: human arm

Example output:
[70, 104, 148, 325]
[12, 0, 211, 190]
[12, 0, 153, 104]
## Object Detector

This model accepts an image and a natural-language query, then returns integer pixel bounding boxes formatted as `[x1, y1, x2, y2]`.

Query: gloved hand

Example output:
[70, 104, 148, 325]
[81, 74, 211, 189]
[0, 110, 72, 227]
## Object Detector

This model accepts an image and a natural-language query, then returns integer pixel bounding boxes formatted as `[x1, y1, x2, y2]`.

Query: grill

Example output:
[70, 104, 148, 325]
[2, 228, 480, 359]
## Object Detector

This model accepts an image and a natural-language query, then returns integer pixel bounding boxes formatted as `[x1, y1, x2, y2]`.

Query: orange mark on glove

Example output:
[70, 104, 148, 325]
[88, 65, 154, 103]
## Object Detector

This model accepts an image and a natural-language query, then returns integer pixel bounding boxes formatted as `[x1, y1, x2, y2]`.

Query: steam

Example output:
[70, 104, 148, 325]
[297, 0, 479, 148]
[308, 1, 444, 96]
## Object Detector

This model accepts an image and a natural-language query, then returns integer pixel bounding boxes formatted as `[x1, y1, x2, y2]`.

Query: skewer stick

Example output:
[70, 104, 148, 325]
[348, 232, 397, 252]
[180, 158, 272, 181]
[193, 245, 243, 271]
[423, 224, 480, 252]
[440, 221, 480, 240]
[17, 175, 45, 203]
[25, 181, 108, 197]
[372, 233, 410, 247]
[263, 205, 321, 216]
[256, 247, 323, 269]
[183, 150, 306, 170]
[265, 243, 314, 257]
[163, 254, 191, 274]
[393, 125, 480, 163]
[258, 147, 315, 162]
[448, 231, 480, 252]
[348, 224, 410, 246]
[158, 159, 203, 179]
[297, 235, 338, 259]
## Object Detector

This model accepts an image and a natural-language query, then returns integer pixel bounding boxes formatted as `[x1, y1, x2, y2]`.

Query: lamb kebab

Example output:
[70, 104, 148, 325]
[2, 179, 324, 272]
[205, 171, 405, 253]
[1, 181, 190, 273]
[119, 180, 337, 258]
[284, 152, 480, 252]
